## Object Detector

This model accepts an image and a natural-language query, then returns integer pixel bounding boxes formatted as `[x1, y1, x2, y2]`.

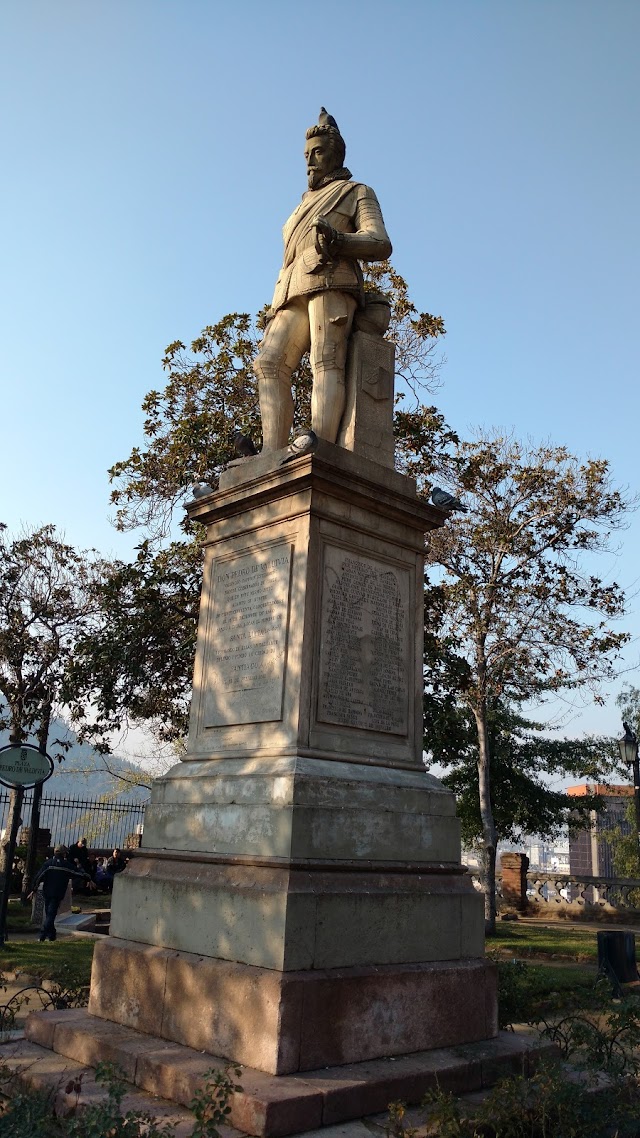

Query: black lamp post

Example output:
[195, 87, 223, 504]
[618, 721, 640, 862]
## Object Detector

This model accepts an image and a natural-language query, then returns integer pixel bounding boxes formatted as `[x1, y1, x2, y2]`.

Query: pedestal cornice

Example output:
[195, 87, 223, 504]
[186, 442, 444, 542]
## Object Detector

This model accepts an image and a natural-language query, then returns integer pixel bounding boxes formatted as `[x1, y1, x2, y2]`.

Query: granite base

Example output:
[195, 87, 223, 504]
[88, 937, 497, 1075]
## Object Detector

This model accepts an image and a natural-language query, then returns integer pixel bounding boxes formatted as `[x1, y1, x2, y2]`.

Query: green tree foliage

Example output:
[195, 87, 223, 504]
[0, 525, 107, 899]
[607, 797, 640, 880]
[108, 263, 448, 543]
[68, 268, 452, 748]
[617, 683, 640, 737]
[604, 685, 640, 878]
[0, 525, 104, 746]
[429, 701, 613, 850]
[109, 312, 264, 542]
[422, 434, 630, 931]
[64, 540, 203, 748]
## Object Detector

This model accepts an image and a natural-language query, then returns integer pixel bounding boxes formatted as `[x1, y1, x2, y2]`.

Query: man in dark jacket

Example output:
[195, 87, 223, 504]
[69, 837, 90, 872]
[106, 849, 127, 877]
[28, 844, 95, 941]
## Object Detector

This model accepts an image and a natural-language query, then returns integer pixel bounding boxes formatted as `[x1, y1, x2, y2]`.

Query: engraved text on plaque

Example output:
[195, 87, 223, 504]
[317, 546, 409, 734]
[202, 544, 292, 727]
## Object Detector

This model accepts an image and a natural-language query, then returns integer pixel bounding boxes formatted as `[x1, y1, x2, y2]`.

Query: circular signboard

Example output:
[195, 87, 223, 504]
[0, 744, 54, 790]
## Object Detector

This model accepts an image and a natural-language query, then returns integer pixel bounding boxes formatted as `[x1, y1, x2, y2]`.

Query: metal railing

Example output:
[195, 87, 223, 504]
[0, 790, 148, 851]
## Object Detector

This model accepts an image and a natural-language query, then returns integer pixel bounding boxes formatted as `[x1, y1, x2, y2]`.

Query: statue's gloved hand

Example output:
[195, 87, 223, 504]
[313, 215, 341, 261]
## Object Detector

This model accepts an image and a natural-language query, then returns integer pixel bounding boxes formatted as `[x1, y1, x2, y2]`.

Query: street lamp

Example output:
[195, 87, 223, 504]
[618, 721, 640, 859]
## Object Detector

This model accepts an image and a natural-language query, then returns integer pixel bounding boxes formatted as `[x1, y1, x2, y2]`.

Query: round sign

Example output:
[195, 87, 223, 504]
[0, 744, 54, 789]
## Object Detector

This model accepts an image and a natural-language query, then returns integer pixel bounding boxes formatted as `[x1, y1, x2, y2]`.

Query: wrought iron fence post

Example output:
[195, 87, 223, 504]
[0, 784, 25, 945]
[21, 782, 43, 903]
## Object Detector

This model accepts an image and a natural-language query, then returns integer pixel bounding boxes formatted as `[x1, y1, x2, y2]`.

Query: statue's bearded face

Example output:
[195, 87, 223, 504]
[304, 135, 338, 189]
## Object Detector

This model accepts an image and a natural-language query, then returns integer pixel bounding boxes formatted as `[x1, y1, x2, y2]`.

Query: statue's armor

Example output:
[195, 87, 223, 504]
[255, 170, 392, 451]
[271, 180, 392, 313]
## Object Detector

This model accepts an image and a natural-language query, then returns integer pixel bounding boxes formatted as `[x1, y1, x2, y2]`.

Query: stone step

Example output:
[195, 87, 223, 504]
[0, 1036, 223, 1138]
[20, 1007, 555, 1137]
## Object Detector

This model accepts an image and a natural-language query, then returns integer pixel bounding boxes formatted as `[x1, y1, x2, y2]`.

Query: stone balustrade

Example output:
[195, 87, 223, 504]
[468, 854, 640, 916]
[525, 871, 640, 913]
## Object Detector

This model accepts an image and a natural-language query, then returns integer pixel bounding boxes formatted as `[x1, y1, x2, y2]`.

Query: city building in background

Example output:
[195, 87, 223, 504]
[523, 836, 570, 873]
[568, 784, 633, 877]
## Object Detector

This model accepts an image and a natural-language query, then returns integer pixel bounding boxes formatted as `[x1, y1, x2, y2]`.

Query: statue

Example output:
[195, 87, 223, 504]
[254, 109, 392, 451]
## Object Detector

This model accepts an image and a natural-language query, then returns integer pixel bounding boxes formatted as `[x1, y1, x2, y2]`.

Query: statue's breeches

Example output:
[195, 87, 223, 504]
[254, 291, 357, 450]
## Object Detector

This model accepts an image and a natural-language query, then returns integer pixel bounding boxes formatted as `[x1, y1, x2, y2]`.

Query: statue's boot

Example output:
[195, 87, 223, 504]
[311, 366, 347, 443]
[254, 303, 310, 450]
[309, 292, 357, 443]
[254, 357, 295, 451]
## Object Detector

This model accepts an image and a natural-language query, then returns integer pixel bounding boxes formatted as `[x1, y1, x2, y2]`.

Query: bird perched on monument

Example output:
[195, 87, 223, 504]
[190, 482, 214, 500]
[431, 487, 469, 513]
[318, 106, 339, 131]
[281, 430, 318, 464]
[232, 429, 258, 457]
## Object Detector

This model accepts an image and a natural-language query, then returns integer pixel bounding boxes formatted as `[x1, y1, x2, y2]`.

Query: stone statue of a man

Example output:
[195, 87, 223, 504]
[254, 109, 392, 451]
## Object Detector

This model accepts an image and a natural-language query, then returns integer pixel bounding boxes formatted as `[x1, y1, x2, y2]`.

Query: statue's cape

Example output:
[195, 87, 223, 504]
[282, 179, 358, 268]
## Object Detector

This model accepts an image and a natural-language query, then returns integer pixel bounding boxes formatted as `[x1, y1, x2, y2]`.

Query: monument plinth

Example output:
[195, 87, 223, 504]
[83, 441, 495, 1076]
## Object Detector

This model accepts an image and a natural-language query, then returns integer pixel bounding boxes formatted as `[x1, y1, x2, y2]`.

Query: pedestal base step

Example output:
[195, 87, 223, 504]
[20, 1007, 554, 1137]
[0, 1037, 200, 1138]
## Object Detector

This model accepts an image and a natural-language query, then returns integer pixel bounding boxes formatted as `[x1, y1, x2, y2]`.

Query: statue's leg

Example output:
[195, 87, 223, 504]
[308, 291, 357, 443]
[253, 302, 310, 451]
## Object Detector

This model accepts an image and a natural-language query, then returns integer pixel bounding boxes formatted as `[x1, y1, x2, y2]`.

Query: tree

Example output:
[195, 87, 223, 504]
[0, 525, 106, 910]
[64, 539, 202, 748]
[66, 269, 453, 748]
[426, 696, 614, 851]
[607, 799, 640, 882]
[422, 433, 630, 931]
[606, 685, 640, 879]
[107, 264, 448, 543]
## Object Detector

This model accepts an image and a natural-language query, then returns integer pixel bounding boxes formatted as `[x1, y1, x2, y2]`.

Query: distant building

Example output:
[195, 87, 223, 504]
[568, 784, 633, 878]
[524, 837, 570, 873]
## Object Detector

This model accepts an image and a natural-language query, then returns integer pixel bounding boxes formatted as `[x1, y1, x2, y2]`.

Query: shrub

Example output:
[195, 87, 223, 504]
[0, 1060, 243, 1137]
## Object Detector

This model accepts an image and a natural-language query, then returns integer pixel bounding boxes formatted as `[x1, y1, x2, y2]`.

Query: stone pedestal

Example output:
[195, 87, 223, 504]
[337, 330, 395, 468]
[82, 441, 496, 1077]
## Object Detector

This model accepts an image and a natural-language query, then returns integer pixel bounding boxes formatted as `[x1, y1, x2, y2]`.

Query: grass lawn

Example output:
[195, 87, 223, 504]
[0, 938, 95, 986]
[3, 902, 33, 932]
[489, 921, 599, 962]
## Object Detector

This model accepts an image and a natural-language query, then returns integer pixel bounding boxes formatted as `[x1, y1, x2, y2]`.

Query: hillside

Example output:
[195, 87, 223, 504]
[0, 718, 151, 803]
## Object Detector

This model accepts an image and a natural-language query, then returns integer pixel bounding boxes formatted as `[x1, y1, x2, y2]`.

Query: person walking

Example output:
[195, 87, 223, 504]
[28, 844, 96, 941]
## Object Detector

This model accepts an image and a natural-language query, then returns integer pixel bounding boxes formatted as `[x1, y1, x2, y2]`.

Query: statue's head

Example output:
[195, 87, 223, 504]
[304, 108, 346, 189]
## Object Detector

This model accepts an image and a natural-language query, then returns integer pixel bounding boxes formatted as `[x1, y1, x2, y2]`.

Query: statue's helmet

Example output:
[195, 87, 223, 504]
[305, 107, 346, 168]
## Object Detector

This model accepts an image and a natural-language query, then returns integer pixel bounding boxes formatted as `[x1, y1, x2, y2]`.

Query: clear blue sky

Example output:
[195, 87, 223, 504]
[1, 0, 639, 741]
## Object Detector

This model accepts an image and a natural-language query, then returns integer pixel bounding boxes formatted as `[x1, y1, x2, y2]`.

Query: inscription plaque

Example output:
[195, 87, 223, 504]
[202, 544, 292, 727]
[317, 546, 409, 735]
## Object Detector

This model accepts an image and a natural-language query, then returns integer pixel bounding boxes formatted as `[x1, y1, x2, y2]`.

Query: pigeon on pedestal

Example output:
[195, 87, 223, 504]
[190, 482, 214, 500]
[232, 430, 258, 457]
[431, 487, 469, 513]
[281, 430, 318, 464]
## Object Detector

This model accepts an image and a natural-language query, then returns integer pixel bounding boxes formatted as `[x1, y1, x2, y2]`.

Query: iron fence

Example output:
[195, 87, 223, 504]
[0, 790, 148, 851]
